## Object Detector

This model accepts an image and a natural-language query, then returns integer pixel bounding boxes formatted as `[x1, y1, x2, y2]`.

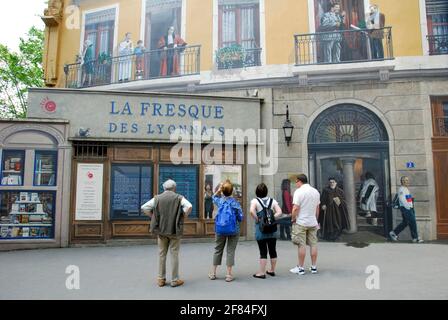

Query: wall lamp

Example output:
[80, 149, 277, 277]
[282, 105, 294, 146]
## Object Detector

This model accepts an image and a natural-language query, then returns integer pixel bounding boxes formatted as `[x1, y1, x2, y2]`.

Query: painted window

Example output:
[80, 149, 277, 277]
[0, 191, 55, 240]
[203, 165, 242, 220]
[426, 0, 448, 54]
[110, 164, 153, 220]
[34, 151, 57, 186]
[145, 0, 183, 77]
[84, 8, 116, 59]
[159, 165, 199, 219]
[1, 150, 25, 186]
[218, 0, 260, 49]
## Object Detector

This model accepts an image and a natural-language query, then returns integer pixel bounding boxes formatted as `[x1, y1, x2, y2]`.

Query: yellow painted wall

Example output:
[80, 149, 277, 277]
[186, 0, 213, 71]
[50, 0, 428, 87]
[375, 0, 423, 56]
[265, 0, 309, 65]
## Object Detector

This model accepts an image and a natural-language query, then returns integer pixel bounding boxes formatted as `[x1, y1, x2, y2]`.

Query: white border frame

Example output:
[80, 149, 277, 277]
[213, 0, 266, 66]
[419, 0, 429, 56]
[79, 4, 120, 56]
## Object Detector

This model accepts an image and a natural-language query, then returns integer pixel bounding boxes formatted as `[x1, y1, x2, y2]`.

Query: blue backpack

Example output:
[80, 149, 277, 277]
[215, 200, 237, 236]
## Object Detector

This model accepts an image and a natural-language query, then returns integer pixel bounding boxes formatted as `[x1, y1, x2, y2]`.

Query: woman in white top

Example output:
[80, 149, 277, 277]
[250, 183, 283, 279]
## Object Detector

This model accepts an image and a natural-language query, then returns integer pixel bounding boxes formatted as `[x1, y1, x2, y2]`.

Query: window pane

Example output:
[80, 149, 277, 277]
[140, 166, 153, 214]
[1, 150, 25, 186]
[204, 165, 243, 219]
[0, 191, 55, 240]
[34, 151, 57, 186]
[159, 165, 199, 219]
[111, 165, 142, 219]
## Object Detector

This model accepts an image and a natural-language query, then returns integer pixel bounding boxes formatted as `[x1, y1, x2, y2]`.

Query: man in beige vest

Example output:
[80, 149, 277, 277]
[141, 179, 192, 287]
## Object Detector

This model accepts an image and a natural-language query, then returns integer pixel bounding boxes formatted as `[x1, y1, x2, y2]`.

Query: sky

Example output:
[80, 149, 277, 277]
[0, 0, 47, 51]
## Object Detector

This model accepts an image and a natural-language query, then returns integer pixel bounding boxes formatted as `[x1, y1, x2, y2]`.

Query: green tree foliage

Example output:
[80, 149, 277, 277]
[0, 26, 44, 119]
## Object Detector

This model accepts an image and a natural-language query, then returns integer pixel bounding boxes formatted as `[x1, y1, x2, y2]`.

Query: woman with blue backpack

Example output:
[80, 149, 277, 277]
[209, 181, 244, 282]
[250, 183, 284, 279]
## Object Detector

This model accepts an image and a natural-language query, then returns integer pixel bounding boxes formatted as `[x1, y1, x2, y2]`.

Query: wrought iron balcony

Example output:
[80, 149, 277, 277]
[216, 47, 262, 70]
[435, 117, 448, 136]
[64, 45, 201, 88]
[294, 27, 393, 66]
[427, 35, 448, 55]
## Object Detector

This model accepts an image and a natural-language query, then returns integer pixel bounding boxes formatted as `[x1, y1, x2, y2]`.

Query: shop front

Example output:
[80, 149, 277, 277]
[26, 88, 261, 245]
[0, 119, 71, 250]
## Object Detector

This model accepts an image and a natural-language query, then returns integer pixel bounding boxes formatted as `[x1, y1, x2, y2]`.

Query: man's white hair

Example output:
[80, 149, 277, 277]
[163, 179, 177, 191]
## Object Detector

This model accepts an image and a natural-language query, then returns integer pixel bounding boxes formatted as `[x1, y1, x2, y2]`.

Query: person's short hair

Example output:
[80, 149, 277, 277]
[331, 2, 340, 9]
[296, 174, 308, 184]
[137, 40, 143, 44]
[400, 176, 409, 184]
[163, 179, 176, 191]
[222, 182, 233, 197]
[328, 177, 336, 182]
[255, 183, 268, 198]
[365, 172, 375, 180]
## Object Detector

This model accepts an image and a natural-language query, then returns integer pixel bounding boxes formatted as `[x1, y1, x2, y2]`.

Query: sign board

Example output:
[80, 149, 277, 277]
[75, 163, 104, 221]
[27, 89, 261, 143]
[406, 162, 416, 169]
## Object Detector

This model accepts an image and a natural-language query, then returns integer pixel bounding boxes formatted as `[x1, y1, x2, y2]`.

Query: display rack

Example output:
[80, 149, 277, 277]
[0, 192, 53, 239]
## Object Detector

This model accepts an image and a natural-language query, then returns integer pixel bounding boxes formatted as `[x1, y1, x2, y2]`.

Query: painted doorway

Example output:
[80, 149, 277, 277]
[308, 104, 392, 238]
[145, 0, 182, 77]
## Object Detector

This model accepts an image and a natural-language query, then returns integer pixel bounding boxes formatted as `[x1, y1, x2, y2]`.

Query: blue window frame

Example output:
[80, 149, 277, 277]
[159, 165, 199, 219]
[1, 150, 25, 186]
[34, 151, 58, 186]
[110, 164, 153, 220]
[0, 190, 56, 240]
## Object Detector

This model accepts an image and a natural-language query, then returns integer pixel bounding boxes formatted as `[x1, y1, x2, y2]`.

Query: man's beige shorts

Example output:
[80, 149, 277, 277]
[292, 224, 318, 247]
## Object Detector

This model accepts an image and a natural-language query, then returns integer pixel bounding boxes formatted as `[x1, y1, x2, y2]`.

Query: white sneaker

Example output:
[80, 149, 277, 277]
[412, 238, 424, 243]
[290, 266, 301, 274]
[389, 231, 398, 241]
[365, 212, 372, 218]
[310, 266, 318, 274]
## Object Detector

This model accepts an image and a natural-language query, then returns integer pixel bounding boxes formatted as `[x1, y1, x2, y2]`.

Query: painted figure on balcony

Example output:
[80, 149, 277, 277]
[320, 2, 346, 63]
[118, 32, 133, 82]
[134, 40, 146, 80]
[366, 4, 386, 60]
[158, 26, 187, 76]
[44, 0, 63, 19]
[318, 178, 350, 241]
[82, 40, 94, 87]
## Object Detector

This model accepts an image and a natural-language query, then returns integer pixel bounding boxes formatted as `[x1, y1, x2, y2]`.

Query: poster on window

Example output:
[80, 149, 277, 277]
[75, 164, 104, 221]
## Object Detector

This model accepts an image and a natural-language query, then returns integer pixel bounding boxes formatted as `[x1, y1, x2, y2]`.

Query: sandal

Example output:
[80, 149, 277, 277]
[225, 274, 234, 282]
[208, 273, 217, 280]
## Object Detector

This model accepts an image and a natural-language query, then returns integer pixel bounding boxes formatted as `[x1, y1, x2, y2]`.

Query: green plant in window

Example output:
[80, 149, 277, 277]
[215, 44, 245, 69]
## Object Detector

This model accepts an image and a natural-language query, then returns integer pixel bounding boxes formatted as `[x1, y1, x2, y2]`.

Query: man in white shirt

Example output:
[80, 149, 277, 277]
[389, 176, 423, 243]
[141, 179, 192, 287]
[289, 174, 321, 276]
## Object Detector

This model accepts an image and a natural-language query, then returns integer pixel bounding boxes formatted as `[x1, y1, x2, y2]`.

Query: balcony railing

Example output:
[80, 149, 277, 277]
[216, 47, 262, 70]
[435, 117, 448, 136]
[427, 35, 448, 55]
[64, 45, 201, 88]
[294, 27, 393, 66]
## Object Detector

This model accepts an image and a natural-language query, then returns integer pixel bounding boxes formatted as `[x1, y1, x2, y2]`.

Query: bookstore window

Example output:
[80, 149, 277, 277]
[110, 164, 153, 220]
[0, 191, 55, 240]
[1, 150, 25, 186]
[34, 151, 57, 186]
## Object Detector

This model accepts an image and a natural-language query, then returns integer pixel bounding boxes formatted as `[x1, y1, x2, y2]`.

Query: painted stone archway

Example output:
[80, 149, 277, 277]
[307, 104, 391, 236]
